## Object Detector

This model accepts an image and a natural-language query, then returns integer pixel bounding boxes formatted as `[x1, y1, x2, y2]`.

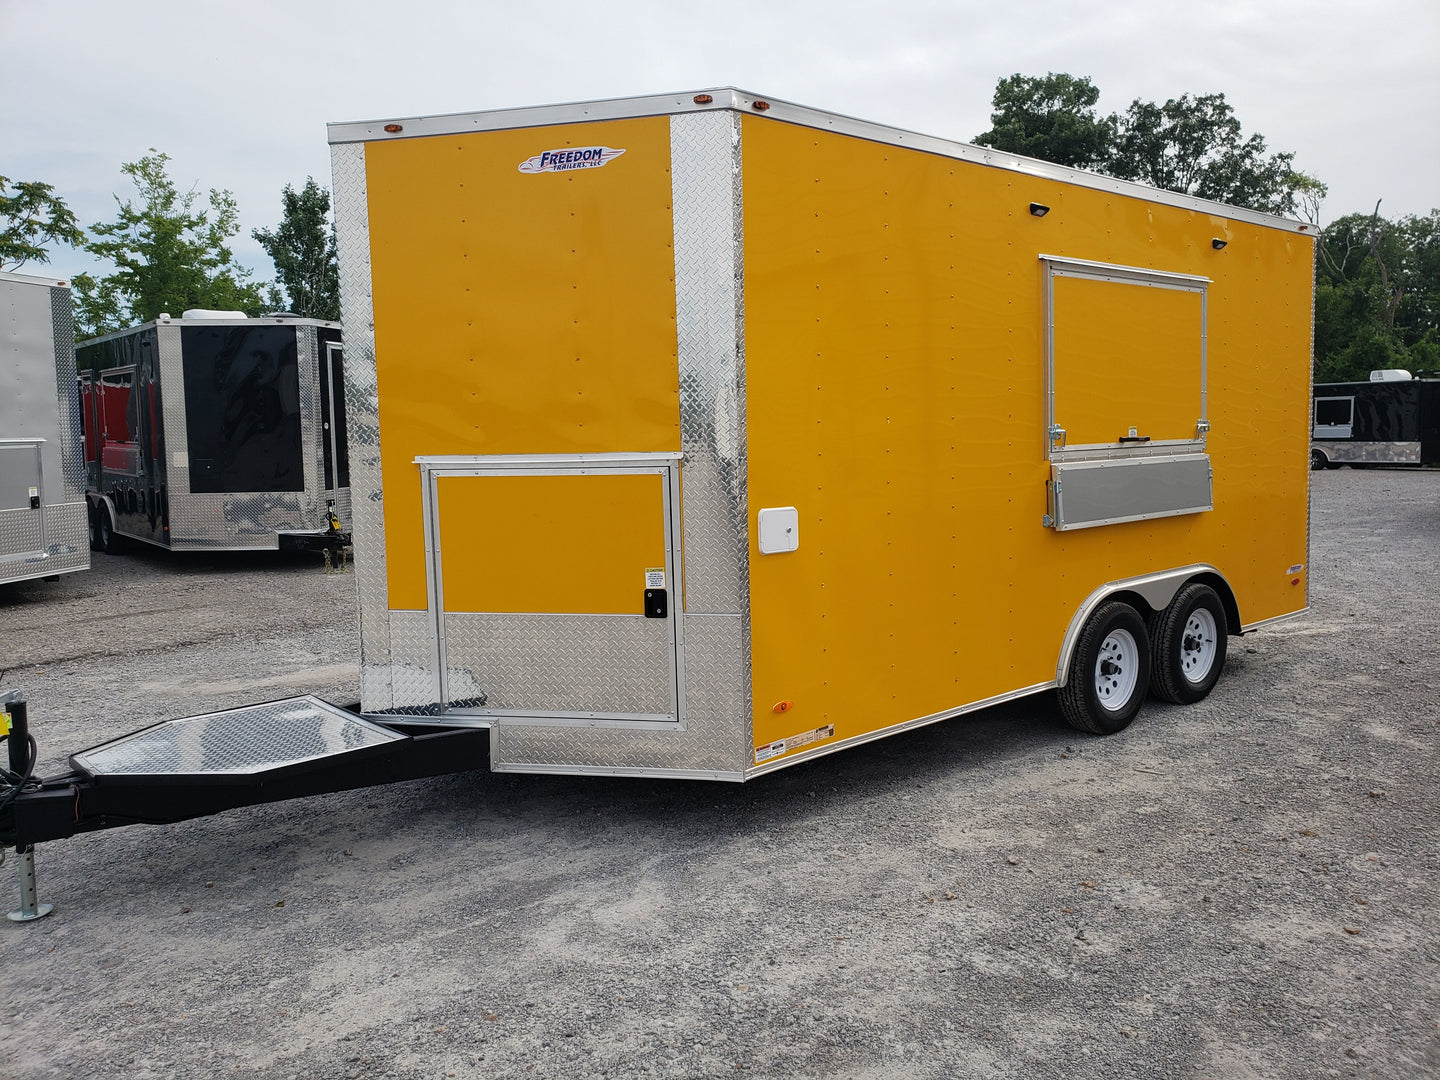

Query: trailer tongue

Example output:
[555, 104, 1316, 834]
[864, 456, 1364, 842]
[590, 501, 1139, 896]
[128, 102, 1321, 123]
[0, 691, 489, 918]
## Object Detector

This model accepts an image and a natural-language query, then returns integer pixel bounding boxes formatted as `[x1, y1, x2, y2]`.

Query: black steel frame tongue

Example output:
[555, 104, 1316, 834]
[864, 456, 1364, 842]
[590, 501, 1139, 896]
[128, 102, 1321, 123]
[0, 691, 490, 919]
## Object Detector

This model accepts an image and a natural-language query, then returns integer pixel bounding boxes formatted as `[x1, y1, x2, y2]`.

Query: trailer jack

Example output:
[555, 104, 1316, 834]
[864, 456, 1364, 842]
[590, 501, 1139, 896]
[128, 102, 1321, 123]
[1, 691, 490, 919]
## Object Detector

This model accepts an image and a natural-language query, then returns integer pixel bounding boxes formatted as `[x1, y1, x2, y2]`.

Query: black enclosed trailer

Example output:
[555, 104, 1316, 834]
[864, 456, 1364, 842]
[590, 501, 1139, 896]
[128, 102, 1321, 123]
[1311, 373, 1440, 468]
[78, 312, 351, 551]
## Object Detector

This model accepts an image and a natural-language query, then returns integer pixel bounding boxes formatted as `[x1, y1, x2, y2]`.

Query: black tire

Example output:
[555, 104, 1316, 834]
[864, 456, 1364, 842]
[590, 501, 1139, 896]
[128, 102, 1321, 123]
[1149, 583, 1228, 705]
[88, 507, 103, 552]
[1310, 448, 1328, 471]
[97, 508, 124, 555]
[1057, 600, 1151, 735]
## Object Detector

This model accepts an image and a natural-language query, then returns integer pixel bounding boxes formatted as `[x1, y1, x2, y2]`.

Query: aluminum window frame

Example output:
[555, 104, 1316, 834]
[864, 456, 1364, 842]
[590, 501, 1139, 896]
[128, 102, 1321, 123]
[1041, 255, 1211, 461]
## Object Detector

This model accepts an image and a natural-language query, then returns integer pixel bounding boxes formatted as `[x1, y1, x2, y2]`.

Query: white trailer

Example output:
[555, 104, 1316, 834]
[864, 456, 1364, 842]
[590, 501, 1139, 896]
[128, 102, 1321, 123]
[0, 270, 89, 587]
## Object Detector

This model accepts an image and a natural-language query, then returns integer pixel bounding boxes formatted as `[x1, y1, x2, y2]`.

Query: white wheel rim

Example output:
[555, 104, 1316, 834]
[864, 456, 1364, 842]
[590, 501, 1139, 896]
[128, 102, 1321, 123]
[1179, 608, 1218, 684]
[1094, 628, 1139, 712]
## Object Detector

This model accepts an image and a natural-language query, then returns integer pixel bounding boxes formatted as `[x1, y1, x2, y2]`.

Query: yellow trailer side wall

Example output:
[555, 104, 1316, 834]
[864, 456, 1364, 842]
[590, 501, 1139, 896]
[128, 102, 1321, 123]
[741, 116, 1312, 758]
[363, 118, 680, 610]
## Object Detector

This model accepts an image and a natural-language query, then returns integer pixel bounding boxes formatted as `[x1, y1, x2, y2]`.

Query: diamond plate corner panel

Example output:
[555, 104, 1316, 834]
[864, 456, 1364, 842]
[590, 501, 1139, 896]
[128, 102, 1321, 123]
[672, 109, 749, 618]
[296, 323, 322, 512]
[331, 139, 394, 709]
[493, 614, 747, 772]
[155, 324, 185, 496]
[447, 614, 674, 715]
[48, 285, 86, 501]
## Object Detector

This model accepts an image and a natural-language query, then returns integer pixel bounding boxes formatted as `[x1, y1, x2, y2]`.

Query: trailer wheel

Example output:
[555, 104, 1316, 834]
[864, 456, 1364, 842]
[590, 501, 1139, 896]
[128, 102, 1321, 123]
[1310, 448, 1329, 470]
[97, 508, 124, 555]
[1058, 601, 1151, 735]
[1149, 584, 1227, 705]
[88, 507, 103, 552]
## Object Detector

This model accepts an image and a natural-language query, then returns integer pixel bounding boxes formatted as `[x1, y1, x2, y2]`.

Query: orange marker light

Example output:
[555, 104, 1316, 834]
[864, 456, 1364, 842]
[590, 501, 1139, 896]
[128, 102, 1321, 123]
[383, 123, 403, 133]
[772, 700, 794, 713]
[752, 100, 770, 111]
[693, 94, 714, 105]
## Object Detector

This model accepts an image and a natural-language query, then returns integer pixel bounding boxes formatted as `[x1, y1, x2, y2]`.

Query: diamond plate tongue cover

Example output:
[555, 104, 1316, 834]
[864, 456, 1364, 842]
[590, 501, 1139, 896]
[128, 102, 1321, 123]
[72, 697, 404, 778]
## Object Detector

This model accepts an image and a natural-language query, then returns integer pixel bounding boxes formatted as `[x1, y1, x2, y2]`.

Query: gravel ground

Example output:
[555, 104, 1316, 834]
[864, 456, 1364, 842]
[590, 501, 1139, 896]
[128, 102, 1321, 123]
[1, 469, 1437, 1080]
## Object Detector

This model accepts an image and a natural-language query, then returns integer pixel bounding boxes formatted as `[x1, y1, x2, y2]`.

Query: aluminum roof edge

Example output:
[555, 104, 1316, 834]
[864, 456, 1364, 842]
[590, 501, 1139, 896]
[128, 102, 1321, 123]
[78, 316, 341, 349]
[327, 87, 1314, 236]
[0, 268, 71, 289]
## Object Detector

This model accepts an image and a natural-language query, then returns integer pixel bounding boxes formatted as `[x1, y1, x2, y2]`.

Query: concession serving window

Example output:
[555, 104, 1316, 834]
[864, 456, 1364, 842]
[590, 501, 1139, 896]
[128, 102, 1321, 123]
[1040, 255, 1213, 532]
[1312, 396, 1354, 440]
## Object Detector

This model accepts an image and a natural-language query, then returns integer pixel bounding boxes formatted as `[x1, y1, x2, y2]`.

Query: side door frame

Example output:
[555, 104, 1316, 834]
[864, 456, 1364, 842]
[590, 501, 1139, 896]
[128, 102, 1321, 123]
[414, 451, 686, 725]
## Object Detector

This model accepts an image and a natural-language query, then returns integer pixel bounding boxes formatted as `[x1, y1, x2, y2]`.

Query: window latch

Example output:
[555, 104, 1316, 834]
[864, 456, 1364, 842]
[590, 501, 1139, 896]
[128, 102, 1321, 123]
[1048, 424, 1067, 448]
[1196, 419, 1212, 437]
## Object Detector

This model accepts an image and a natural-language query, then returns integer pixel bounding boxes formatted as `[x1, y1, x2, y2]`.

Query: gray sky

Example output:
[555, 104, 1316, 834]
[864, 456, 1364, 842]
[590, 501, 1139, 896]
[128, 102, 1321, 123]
[5, 0, 1437, 287]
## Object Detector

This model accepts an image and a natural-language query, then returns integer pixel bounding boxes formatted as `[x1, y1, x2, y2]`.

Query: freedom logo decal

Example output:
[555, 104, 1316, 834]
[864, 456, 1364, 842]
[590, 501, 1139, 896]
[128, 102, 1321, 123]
[518, 146, 627, 174]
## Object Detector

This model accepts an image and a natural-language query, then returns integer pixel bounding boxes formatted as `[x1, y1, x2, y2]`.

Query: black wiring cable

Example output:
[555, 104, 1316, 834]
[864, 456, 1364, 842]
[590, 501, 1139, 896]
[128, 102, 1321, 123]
[0, 733, 40, 812]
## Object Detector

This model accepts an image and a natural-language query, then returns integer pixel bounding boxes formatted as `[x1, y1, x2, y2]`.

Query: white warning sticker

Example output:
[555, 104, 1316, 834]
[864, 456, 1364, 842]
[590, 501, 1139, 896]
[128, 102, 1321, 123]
[645, 567, 666, 589]
[754, 724, 835, 765]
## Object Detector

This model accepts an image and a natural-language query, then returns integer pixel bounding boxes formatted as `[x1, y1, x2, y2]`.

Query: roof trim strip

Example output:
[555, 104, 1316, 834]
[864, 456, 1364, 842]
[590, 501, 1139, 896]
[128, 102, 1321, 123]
[326, 87, 1314, 235]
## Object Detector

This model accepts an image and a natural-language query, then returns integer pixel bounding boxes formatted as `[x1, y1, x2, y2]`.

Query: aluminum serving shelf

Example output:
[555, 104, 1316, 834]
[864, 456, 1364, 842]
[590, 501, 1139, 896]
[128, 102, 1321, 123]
[70, 696, 407, 784]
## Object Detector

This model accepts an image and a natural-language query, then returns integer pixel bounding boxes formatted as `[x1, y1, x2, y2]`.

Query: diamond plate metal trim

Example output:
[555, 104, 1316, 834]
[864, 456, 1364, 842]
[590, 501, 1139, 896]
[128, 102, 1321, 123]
[388, 608, 435, 709]
[0, 507, 42, 562]
[0, 501, 89, 583]
[674, 109, 749, 617]
[446, 613, 674, 715]
[296, 323, 322, 511]
[48, 285, 85, 501]
[38, 502, 90, 576]
[155, 323, 184, 497]
[493, 614, 746, 771]
[73, 696, 403, 777]
[331, 140, 393, 709]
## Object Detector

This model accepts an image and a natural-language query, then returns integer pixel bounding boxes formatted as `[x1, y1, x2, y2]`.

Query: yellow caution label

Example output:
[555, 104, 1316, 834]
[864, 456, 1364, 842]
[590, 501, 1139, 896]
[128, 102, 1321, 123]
[0, 709, 10, 737]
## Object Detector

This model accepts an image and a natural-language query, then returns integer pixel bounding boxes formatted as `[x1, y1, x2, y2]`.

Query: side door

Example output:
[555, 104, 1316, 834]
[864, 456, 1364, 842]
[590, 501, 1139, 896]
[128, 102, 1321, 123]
[0, 439, 46, 563]
[418, 452, 683, 723]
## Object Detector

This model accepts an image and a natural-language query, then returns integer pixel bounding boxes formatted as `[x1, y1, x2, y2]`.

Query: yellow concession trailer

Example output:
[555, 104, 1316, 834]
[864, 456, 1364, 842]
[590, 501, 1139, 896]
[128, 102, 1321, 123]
[325, 89, 1314, 781]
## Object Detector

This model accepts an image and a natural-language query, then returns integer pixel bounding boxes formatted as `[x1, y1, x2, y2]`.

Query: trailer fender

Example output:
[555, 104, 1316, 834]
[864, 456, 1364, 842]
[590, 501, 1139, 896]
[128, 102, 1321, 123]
[1055, 565, 1239, 687]
[87, 493, 117, 530]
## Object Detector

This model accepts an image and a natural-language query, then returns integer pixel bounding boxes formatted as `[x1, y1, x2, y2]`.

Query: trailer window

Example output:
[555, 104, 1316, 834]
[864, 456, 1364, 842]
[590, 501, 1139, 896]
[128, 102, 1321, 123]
[1043, 257, 1208, 455]
[1313, 396, 1353, 439]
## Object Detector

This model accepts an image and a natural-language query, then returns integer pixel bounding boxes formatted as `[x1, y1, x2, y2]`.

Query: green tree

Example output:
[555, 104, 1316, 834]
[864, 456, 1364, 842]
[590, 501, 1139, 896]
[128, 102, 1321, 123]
[1107, 93, 1313, 215]
[74, 150, 267, 337]
[972, 74, 1321, 217]
[252, 177, 340, 321]
[1315, 206, 1440, 382]
[0, 175, 85, 271]
[972, 73, 1115, 170]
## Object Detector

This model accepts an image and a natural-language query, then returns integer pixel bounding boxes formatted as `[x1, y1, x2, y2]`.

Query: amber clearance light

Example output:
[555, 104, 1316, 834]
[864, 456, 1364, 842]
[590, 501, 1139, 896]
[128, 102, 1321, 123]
[383, 123, 403, 133]
[693, 94, 714, 105]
